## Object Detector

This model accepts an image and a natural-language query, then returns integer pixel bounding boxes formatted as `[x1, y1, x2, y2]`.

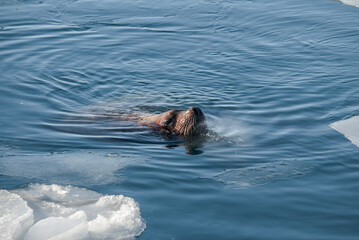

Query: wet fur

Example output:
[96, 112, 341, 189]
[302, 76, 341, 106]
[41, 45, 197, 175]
[140, 107, 206, 137]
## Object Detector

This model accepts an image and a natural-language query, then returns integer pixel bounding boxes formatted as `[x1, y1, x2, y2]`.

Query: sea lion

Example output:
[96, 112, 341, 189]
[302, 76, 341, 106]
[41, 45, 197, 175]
[140, 107, 207, 137]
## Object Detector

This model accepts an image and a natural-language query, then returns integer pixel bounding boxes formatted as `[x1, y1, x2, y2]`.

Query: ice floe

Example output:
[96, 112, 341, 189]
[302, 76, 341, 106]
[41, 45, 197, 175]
[0, 190, 34, 240]
[0, 152, 134, 186]
[213, 160, 315, 188]
[0, 184, 145, 240]
[339, 0, 359, 8]
[330, 116, 359, 148]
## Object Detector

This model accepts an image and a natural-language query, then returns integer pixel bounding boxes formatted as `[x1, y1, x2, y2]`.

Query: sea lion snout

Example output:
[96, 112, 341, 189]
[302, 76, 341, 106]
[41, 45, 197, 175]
[189, 107, 202, 115]
[186, 107, 205, 123]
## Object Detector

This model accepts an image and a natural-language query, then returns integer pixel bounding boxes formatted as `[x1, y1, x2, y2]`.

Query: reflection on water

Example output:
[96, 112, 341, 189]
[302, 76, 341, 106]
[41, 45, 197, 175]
[165, 139, 205, 155]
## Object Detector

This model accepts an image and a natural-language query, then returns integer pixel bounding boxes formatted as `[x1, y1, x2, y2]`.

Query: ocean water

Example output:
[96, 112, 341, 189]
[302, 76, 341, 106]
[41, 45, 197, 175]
[1, 0, 359, 239]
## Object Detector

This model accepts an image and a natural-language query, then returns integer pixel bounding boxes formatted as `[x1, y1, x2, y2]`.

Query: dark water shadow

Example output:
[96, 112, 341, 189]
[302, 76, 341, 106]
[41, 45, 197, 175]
[165, 139, 205, 155]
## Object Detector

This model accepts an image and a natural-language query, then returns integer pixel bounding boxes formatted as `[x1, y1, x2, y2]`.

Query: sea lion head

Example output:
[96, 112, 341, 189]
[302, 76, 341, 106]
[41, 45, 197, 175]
[159, 107, 207, 137]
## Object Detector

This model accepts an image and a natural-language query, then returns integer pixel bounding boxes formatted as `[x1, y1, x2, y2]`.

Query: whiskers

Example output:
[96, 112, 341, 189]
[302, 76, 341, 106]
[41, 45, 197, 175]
[178, 113, 206, 137]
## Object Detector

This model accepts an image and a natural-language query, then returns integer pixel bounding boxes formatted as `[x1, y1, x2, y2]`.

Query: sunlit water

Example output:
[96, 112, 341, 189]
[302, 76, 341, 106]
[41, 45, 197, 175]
[1, 0, 359, 239]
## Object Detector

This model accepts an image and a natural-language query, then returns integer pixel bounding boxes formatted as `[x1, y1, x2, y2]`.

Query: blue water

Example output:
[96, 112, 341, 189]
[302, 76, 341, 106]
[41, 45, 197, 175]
[1, 0, 359, 239]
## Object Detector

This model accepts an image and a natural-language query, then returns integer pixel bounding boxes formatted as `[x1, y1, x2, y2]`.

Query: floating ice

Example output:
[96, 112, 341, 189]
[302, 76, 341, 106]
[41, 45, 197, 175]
[0, 190, 34, 240]
[330, 116, 359, 148]
[0, 152, 133, 186]
[339, 0, 359, 8]
[213, 160, 315, 188]
[0, 184, 146, 240]
[23, 211, 88, 240]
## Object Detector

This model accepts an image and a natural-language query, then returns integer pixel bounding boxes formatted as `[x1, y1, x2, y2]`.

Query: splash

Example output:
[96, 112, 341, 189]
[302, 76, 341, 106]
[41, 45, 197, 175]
[0, 184, 146, 240]
[205, 115, 249, 145]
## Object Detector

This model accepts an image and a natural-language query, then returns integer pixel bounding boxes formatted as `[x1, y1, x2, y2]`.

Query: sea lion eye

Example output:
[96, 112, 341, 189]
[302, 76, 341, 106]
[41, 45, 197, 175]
[164, 118, 173, 126]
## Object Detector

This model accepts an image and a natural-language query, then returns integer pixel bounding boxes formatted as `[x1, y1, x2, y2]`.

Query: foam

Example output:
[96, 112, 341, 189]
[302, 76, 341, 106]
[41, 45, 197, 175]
[330, 116, 359, 148]
[1, 184, 145, 240]
[339, 0, 359, 8]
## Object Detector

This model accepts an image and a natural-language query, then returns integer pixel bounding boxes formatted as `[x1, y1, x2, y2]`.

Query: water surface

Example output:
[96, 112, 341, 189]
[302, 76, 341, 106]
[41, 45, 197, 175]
[1, 0, 359, 239]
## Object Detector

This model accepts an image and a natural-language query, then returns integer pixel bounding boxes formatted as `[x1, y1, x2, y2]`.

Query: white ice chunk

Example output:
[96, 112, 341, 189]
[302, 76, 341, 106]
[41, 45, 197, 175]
[330, 116, 359, 148]
[24, 211, 88, 240]
[0, 190, 34, 240]
[4, 184, 145, 240]
[339, 0, 359, 8]
[88, 195, 146, 239]
[14, 184, 101, 221]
